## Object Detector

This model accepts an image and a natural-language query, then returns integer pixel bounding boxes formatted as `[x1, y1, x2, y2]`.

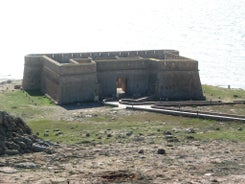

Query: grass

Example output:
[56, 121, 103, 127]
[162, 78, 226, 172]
[0, 89, 53, 118]
[1, 84, 245, 144]
[28, 114, 245, 144]
[202, 85, 245, 102]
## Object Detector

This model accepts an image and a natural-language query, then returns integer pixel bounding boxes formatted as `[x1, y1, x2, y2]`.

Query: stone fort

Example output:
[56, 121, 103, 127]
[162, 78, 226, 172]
[22, 49, 204, 104]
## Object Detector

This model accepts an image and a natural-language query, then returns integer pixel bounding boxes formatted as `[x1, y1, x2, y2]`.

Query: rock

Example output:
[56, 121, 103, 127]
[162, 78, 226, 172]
[0, 145, 5, 155]
[21, 136, 33, 147]
[163, 130, 172, 135]
[187, 128, 196, 134]
[5, 141, 20, 150]
[44, 133, 49, 137]
[138, 149, 144, 154]
[5, 149, 19, 155]
[55, 131, 63, 136]
[126, 131, 133, 136]
[157, 148, 166, 155]
[0, 167, 18, 174]
[165, 135, 179, 142]
[16, 141, 27, 151]
[32, 143, 48, 152]
[14, 84, 21, 89]
[238, 127, 243, 131]
[50, 177, 67, 183]
[107, 134, 112, 138]
[0, 111, 53, 156]
[211, 179, 218, 183]
[15, 162, 39, 169]
[132, 136, 145, 142]
[186, 135, 195, 140]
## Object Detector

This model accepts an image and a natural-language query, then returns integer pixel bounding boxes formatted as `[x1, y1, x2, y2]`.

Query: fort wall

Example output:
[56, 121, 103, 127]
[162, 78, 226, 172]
[22, 55, 43, 90]
[97, 69, 149, 98]
[96, 59, 149, 72]
[59, 62, 96, 75]
[153, 60, 198, 71]
[156, 71, 203, 100]
[59, 72, 97, 104]
[41, 56, 61, 102]
[23, 49, 204, 104]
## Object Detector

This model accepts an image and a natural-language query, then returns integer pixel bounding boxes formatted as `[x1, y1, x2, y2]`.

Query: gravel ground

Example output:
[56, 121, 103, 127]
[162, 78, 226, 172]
[0, 140, 245, 183]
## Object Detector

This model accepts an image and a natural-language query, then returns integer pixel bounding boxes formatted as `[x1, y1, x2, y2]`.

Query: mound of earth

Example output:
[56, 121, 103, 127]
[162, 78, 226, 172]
[0, 111, 52, 156]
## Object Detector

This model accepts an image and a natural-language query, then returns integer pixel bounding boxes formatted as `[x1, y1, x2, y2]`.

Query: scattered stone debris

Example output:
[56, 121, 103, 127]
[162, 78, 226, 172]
[99, 170, 138, 183]
[157, 148, 166, 155]
[107, 134, 112, 138]
[15, 162, 39, 169]
[238, 127, 243, 131]
[138, 149, 144, 154]
[164, 134, 179, 143]
[14, 85, 21, 89]
[186, 135, 195, 140]
[186, 128, 196, 134]
[126, 131, 133, 136]
[0, 111, 53, 156]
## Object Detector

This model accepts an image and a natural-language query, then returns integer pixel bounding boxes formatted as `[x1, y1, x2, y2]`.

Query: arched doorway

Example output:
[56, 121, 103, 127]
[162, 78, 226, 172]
[116, 77, 127, 98]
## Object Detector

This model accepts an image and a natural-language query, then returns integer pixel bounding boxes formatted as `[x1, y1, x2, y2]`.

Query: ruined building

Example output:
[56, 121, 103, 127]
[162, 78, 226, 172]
[22, 50, 204, 104]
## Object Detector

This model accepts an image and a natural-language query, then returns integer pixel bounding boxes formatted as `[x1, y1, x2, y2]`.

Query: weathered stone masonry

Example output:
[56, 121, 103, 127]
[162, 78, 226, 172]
[22, 49, 204, 104]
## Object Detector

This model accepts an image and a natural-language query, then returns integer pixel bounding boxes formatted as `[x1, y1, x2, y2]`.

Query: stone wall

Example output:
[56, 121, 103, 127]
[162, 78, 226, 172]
[58, 63, 97, 104]
[97, 69, 149, 98]
[156, 71, 203, 100]
[22, 55, 43, 90]
[46, 50, 179, 63]
[41, 56, 61, 102]
[22, 49, 204, 104]
[96, 59, 149, 71]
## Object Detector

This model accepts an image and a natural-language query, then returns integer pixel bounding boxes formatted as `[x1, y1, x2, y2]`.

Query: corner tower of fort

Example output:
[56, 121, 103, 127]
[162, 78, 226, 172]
[22, 50, 204, 104]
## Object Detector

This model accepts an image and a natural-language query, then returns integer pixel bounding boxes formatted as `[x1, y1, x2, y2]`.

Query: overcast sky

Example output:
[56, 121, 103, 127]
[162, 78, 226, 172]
[1, 0, 244, 89]
[1, 0, 173, 77]
[0, 0, 169, 53]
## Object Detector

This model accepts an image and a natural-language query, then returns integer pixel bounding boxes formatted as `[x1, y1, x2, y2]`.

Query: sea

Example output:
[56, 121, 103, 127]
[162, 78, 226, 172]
[0, 0, 244, 88]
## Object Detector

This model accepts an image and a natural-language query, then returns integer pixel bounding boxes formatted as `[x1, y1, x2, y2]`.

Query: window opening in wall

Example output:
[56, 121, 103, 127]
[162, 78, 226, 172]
[116, 77, 127, 98]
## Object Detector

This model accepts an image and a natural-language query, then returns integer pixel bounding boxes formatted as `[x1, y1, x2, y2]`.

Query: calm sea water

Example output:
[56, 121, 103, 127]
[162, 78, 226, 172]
[0, 0, 244, 88]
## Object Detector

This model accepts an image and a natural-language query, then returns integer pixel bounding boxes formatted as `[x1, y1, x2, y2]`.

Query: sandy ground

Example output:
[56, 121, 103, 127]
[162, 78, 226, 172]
[0, 140, 245, 184]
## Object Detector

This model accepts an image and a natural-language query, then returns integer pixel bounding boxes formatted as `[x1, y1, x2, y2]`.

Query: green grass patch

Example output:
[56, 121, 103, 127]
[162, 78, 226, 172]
[195, 129, 245, 141]
[27, 113, 245, 144]
[1, 85, 245, 144]
[203, 85, 245, 102]
[0, 89, 54, 118]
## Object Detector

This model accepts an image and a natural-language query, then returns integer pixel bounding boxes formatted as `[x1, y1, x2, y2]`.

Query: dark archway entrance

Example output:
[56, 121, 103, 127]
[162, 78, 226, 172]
[116, 77, 127, 98]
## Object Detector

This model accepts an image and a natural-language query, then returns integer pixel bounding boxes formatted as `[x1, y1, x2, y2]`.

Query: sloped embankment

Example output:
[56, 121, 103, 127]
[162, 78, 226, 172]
[0, 111, 52, 156]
